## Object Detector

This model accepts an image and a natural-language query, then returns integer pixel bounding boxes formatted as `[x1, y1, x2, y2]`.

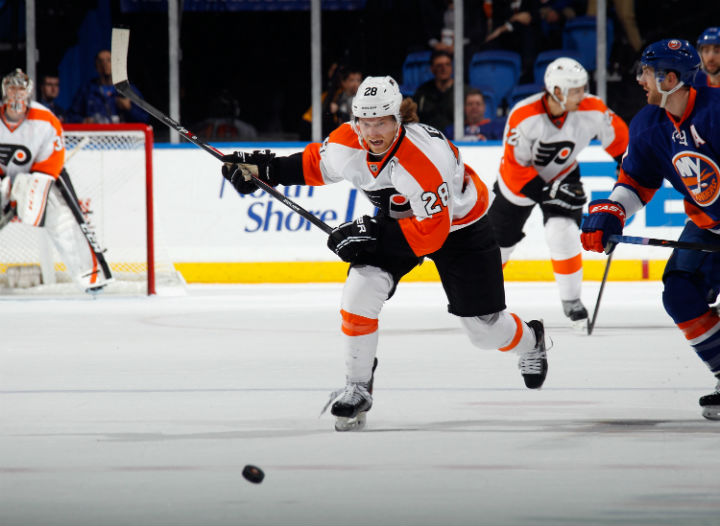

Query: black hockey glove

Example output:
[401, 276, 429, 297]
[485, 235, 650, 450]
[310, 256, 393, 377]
[540, 180, 587, 210]
[327, 215, 378, 263]
[221, 149, 276, 195]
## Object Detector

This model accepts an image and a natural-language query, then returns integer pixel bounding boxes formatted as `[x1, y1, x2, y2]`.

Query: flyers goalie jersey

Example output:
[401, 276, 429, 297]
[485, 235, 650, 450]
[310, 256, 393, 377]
[497, 93, 628, 205]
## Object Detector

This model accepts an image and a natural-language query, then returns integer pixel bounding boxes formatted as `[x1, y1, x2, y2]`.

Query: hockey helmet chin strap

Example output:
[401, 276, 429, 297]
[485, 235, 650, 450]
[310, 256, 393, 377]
[655, 77, 685, 109]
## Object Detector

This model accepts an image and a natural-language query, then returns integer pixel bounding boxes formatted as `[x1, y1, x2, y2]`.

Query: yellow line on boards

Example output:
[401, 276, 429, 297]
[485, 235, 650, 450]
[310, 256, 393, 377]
[173, 259, 667, 283]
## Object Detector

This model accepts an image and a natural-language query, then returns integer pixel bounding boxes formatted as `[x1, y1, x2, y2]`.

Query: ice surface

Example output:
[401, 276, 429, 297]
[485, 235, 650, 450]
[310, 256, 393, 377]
[1, 282, 719, 526]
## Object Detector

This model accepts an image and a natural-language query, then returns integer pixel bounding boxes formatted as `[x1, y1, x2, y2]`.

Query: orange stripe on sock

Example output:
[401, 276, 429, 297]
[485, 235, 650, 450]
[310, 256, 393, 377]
[677, 310, 720, 340]
[551, 253, 582, 275]
[499, 313, 523, 352]
[340, 309, 378, 336]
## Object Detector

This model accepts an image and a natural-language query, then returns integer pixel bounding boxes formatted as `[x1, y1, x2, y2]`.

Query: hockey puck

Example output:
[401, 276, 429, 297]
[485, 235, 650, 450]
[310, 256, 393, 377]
[242, 464, 264, 484]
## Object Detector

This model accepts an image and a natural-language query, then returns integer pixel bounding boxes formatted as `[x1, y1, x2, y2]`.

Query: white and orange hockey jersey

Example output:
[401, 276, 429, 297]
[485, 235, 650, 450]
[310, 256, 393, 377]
[497, 93, 628, 206]
[300, 122, 489, 257]
[0, 102, 65, 180]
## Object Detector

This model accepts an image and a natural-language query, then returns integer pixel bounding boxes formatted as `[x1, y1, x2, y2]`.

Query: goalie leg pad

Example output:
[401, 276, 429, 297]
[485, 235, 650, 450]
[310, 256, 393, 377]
[43, 186, 104, 292]
[10, 172, 54, 226]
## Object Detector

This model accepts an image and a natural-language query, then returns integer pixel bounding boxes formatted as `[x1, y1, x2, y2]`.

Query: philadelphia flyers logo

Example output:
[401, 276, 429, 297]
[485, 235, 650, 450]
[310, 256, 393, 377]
[535, 140, 575, 167]
[673, 151, 720, 207]
[0, 144, 32, 166]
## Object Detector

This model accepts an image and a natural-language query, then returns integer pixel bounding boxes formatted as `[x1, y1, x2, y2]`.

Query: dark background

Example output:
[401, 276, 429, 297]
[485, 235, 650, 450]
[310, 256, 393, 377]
[0, 0, 717, 142]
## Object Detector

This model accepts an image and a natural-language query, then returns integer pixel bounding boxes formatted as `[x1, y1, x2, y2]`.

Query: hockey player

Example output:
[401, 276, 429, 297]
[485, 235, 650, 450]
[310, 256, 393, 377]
[487, 58, 629, 330]
[581, 39, 720, 420]
[697, 27, 720, 88]
[0, 68, 109, 293]
[221, 76, 549, 432]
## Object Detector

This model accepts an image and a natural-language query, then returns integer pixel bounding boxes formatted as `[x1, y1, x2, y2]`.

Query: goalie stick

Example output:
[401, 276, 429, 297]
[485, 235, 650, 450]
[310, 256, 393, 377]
[56, 168, 113, 285]
[110, 27, 333, 236]
[608, 234, 720, 253]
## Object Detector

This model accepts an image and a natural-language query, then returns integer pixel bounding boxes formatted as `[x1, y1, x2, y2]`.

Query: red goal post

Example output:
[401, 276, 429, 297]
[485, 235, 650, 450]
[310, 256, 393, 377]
[64, 123, 156, 294]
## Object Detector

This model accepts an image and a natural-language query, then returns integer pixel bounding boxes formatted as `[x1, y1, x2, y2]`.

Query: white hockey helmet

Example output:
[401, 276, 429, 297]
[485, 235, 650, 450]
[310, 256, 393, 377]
[2, 68, 33, 114]
[352, 76, 402, 121]
[544, 57, 588, 107]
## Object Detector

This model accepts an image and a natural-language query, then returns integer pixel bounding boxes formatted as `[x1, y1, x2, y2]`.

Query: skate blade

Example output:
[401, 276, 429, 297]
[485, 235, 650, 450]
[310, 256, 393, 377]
[334, 412, 367, 432]
[571, 317, 588, 333]
[701, 406, 720, 421]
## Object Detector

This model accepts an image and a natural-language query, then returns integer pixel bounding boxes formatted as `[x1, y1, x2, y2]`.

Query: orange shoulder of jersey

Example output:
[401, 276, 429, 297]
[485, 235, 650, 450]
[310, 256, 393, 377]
[302, 123, 360, 186]
[394, 132, 452, 256]
[578, 95, 629, 158]
[27, 106, 64, 178]
[499, 97, 545, 194]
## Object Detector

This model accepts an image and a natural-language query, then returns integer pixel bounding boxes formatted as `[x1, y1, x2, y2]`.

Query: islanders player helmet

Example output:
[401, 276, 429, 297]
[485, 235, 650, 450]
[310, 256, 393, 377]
[639, 39, 701, 86]
[697, 27, 720, 49]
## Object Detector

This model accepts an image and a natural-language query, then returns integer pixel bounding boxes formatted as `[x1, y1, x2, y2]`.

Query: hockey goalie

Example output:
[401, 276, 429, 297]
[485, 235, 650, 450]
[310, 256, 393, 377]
[0, 68, 111, 293]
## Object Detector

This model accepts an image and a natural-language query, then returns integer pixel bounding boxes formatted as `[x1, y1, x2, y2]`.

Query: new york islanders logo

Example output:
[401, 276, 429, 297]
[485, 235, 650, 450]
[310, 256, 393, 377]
[673, 151, 720, 207]
[0, 144, 32, 167]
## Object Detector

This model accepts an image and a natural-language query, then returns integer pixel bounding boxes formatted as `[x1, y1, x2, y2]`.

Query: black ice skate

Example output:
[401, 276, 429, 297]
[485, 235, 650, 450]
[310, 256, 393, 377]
[699, 380, 720, 420]
[562, 299, 588, 332]
[322, 358, 378, 432]
[519, 320, 548, 389]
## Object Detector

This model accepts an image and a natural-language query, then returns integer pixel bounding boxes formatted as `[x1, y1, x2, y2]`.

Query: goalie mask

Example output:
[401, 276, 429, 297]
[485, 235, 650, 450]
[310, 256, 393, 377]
[637, 39, 700, 107]
[544, 58, 588, 111]
[2, 68, 33, 115]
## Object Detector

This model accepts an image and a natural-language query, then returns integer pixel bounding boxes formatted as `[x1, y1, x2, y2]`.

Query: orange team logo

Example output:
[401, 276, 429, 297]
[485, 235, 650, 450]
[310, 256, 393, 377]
[673, 151, 720, 206]
[667, 40, 682, 50]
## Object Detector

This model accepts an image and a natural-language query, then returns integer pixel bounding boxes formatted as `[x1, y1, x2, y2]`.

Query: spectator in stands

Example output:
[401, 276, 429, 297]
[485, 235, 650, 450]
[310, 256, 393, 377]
[538, 0, 581, 50]
[586, 0, 644, 76]
[484, 0, 542, 84]
[37, 73, 65, 122]
[194, 88, 258, 141]
[67, 50, 149, 124]
[697, 27, 720, 88]
[413, 50, 465, 132]
[322, 66, 363, 135]
[444, 88, 505, 141]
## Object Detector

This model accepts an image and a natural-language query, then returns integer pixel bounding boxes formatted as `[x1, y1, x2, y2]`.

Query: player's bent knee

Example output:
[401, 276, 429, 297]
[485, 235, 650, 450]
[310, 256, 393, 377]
[663, 272, 708, 323]
[341, 265, 394, 319]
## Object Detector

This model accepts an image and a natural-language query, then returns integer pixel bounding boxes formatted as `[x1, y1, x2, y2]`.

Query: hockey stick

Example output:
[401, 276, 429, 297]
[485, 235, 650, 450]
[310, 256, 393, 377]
[608, 234, 720, 253]
[57, 168, 113, 283]
[110, 27, 333, 235]
[587, 251, 613, 335]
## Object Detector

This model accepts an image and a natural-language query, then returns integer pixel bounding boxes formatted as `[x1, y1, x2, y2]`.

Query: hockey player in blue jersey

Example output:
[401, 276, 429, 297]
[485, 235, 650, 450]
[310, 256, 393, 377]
[697, 27, 720, 88]
[581, 38, 720, 420]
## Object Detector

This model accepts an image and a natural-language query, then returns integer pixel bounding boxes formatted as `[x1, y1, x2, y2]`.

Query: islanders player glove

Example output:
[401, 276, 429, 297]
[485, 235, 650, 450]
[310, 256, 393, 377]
[581, 199, 626, 254]
[221, 150, 276, 195]
[327, 215, 378, 263]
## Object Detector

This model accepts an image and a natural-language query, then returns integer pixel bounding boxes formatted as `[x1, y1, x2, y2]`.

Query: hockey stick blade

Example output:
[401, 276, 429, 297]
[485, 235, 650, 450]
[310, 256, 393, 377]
[608, 234, 720, 253]
[110, 27, 333, 235]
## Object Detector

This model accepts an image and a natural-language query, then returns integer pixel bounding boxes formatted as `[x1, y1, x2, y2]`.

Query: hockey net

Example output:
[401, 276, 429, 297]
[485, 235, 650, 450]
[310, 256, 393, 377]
[0, 123, 185, 295]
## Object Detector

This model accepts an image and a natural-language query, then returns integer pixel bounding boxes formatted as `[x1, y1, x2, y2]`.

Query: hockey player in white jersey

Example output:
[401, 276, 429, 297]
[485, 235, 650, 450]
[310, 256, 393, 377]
[0, 68, 109, 293]
[222, 76, 550, 431]
[487, 58, 629, 330]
